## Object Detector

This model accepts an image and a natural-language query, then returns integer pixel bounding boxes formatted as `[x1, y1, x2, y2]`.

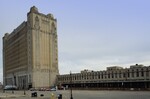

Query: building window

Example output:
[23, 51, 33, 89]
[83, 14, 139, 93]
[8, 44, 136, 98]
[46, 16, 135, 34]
[98, 74, 100, 79]
[127, 70, 130, 78]
[115, 72, 117, 78]
[101, 73, 103, 79]
[123, 73, 126, 78]
[146, 68, 149, 77]
[104, 72, 107, 79]
[119, 71, 121, 78]
[92, 74, 94, 79]
[141, 69, 144, 77]
[108, 73, 110, 78]
[136, 69, 139, 77]
[132, 70, 134, 77]
[112, 72, 114, 78]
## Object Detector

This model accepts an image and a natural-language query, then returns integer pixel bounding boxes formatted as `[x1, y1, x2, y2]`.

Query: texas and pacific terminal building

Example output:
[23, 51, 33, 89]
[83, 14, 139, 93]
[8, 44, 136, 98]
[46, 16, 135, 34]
[57, 64, 150, 90]
[3, 6, 59, 89]
[3, 6, 150, 90]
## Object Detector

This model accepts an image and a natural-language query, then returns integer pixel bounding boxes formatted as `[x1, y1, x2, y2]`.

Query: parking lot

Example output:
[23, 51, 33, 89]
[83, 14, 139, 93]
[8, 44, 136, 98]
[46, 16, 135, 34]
[1, 90, 150, 99]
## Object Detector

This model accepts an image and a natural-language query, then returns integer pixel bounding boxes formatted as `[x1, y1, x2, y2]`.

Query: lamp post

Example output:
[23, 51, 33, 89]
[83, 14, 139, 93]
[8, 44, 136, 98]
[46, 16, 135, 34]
[3, 77, 5, 93]
[23, 79, 26, 95]
[12, 73, 14, 94]
[70, 71, 73, 99]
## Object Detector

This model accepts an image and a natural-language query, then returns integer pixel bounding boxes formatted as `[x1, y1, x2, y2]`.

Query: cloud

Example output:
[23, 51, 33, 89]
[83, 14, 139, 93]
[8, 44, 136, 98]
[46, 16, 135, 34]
[58, 38, 150, 74]
[59, 53, 150, 74]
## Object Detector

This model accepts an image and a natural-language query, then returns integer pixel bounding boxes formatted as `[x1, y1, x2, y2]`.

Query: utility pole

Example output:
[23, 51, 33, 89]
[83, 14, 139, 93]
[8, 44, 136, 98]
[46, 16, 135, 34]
[70, 71, 73, 99]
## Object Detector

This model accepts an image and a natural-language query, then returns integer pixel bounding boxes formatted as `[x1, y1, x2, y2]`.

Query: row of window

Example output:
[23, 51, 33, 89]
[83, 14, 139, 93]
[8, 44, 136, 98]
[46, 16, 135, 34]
[58, 68, 150, 82]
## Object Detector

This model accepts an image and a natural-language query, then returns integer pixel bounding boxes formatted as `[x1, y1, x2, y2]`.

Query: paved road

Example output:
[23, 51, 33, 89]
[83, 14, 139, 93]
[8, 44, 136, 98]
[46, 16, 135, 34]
[1, 90, 150, 99]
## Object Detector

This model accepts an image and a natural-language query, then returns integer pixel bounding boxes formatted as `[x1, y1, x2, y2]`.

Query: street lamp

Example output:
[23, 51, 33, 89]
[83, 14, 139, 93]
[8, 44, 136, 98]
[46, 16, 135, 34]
[12, 73, 14, 94]
[3, 77, 5, 93]
[70, 71, 73, 99]
[23, 79, 26, 95]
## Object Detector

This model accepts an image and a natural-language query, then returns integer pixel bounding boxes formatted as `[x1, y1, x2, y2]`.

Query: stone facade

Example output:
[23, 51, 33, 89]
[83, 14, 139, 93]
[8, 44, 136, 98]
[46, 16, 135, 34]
[3, 6, 59, 89]
[57, 64, 150, 90]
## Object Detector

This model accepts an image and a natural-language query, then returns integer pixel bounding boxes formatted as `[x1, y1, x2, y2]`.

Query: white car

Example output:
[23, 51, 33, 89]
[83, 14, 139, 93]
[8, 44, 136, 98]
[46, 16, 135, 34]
[50, 88, 56, 91]
[4, 85, 18, 90]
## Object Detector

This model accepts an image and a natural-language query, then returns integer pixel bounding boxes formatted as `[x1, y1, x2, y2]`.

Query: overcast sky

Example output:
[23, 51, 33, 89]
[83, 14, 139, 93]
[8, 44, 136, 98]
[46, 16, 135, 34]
[0, 0, 150, 82]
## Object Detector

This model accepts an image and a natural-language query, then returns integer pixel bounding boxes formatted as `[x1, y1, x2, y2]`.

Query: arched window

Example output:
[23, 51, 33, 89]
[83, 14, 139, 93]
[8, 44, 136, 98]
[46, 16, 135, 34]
[51, 23, 56, 34]
[34, 16, 40, 30]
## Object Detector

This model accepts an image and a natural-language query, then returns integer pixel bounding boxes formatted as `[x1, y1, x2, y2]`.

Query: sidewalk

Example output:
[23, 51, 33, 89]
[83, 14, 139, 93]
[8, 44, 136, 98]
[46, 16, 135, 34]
[0, 90, 63, 99]
[0, 91, 25, 98]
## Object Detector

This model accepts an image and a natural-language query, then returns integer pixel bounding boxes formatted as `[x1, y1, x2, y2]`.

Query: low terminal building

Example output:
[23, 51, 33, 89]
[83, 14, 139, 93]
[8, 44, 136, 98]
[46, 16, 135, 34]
[57, 64, 150, 90]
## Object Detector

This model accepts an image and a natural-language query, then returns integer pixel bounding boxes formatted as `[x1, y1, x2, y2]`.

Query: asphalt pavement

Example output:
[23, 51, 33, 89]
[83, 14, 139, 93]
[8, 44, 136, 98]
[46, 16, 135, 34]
[0, 90, 150, 99]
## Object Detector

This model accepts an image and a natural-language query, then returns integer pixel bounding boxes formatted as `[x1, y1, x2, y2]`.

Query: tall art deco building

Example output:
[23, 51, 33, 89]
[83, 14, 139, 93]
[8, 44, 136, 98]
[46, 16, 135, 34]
[3, 6, 59, 89]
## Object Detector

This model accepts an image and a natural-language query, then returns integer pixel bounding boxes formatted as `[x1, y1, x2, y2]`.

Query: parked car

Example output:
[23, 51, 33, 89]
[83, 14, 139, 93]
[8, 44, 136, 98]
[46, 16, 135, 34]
[29, 88, 39, 91]
[50, 88, 56, 91]
[4, 85, 18, 90]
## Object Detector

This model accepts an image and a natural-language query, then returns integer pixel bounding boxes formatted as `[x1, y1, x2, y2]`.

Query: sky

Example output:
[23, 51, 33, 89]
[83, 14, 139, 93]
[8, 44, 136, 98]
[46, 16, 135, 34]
[0, 0, 150, 83]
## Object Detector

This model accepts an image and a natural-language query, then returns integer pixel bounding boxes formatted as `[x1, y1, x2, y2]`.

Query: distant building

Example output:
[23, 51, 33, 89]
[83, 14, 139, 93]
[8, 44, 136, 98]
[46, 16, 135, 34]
[0, 82, 2, 89]
[57, 64, 150, 90]
[3, 6, 59, 89]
